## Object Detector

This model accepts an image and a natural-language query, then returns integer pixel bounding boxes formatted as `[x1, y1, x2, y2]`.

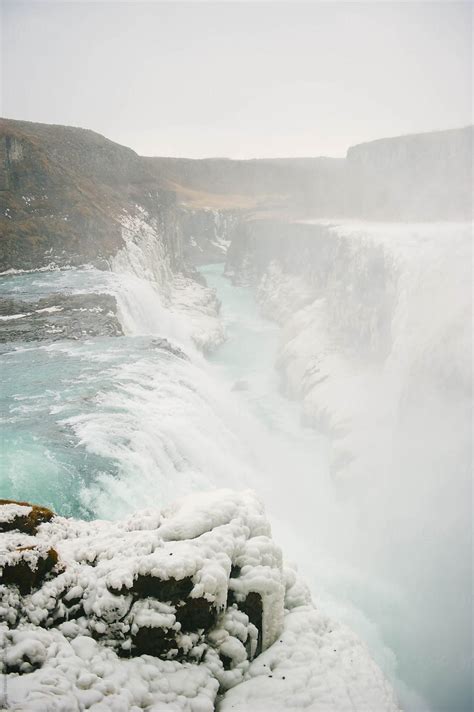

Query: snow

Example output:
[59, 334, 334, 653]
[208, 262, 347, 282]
[35, 306, 64, 314]
[220, 606, 400, 712]
[1, 626, 218, 712]
[1, 540, 53, 571]
[0, 313, 31, 321]
[0, 503, 32, 524]
[0, 491, 400, 711]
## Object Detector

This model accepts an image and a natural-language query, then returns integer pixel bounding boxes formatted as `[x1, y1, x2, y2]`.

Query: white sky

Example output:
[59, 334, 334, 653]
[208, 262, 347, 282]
[1, 1, 472, 158]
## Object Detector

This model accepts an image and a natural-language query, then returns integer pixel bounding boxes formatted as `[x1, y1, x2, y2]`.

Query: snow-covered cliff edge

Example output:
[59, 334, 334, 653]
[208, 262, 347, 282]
[0, 492, 400, 712]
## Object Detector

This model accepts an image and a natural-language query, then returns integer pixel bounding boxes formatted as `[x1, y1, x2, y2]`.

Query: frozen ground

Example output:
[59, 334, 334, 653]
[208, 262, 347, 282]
[0, 491, 399, 712]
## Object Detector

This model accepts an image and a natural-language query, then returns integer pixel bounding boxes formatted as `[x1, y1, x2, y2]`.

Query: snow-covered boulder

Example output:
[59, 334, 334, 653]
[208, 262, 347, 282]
[0, 499, 55, 535]
[0, 491, 400, 711]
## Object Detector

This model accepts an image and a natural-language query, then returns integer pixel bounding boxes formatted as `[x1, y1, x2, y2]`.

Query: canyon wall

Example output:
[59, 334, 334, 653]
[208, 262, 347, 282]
[345, 126, 472, 220]
[0, 118, 176, 271]
[0, 118, 240, 273]
[1, 118, 471, 272]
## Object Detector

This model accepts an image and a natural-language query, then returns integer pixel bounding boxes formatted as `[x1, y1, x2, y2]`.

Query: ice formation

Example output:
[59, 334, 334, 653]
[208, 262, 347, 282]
[0, 492, 400, 711]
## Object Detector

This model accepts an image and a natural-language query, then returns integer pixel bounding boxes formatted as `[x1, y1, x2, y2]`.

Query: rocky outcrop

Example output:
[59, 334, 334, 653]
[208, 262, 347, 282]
[0, 119, 247, 276]
[0, 500, 55, 534]
[0, 292, 123, 342]
[0, 492, 284, 669]
[151, 337, 190, 360]
[0, 492, 400, 711]
[1, 546, 58, 596]
[0, 119, 183, 272]
[177, 206, 240, 265]
[0, 501, 58, 595]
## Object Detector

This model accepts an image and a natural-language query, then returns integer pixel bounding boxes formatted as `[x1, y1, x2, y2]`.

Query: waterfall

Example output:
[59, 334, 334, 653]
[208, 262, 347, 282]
[108, 214, 224, 351]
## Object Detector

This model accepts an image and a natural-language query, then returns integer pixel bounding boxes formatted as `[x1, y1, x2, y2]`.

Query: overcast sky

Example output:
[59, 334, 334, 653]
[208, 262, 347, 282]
[1, 1, 472, 158]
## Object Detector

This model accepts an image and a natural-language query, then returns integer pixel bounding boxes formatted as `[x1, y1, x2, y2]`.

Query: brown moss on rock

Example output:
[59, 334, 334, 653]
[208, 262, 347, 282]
[0, 499, 55, 534]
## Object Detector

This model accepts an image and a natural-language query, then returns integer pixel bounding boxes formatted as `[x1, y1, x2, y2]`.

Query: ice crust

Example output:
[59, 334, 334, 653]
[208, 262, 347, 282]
[0, 490, 400, 711]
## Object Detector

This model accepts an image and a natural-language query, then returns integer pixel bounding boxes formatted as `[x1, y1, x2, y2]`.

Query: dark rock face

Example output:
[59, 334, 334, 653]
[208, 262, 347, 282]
[0, 292, 123, 343]
[131, 626, 178, 657]
[109, 574, 194, 601]
[345, 126, 473, 221]
[227, 589, 264, 657]
[109, 575, 219, 656]
[239, 592, 263, 656]
[176, 207, 240, 265]
[175, 597, 218, 633]
[1, 547, 58, 595]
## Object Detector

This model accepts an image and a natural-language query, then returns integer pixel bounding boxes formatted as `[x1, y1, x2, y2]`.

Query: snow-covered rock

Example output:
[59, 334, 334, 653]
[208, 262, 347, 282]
[0, 491, 400, 711]
[0, 499, 54, 535]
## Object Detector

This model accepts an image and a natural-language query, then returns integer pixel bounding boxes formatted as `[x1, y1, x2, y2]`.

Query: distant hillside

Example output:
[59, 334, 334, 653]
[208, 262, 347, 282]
[0, 118, 177, 270]
[145, 155, 345, 217]
[346, 126, 472, 220]
[146, 127, 472, 220]
[0, 118, 471, 270]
